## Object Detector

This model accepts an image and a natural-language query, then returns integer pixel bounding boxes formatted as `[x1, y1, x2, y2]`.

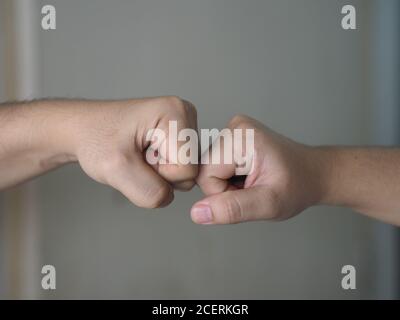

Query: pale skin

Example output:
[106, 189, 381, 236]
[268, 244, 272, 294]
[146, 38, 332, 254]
[192, 115, 400, 226]
[0, 97, 198, 208]
[0, 99, 399, 225]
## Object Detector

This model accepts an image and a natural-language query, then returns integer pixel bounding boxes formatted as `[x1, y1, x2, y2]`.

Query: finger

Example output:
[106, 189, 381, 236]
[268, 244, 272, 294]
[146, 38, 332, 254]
[107, 154, 174, 208]
[173, 180, 196, 191]
[196, 128, 236, 195]
[196, 163, 233, 195]
[191, 186, 280, 225]
[146, 150, 196, 191]
[157, 100, 199, 187]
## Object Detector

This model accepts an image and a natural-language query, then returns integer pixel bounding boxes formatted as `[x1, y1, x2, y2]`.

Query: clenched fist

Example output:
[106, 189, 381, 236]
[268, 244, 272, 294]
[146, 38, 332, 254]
[191, 115, 325, 224]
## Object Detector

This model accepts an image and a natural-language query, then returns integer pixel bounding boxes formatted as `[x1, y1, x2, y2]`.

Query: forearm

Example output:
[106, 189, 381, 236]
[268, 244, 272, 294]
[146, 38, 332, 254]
[314, 146, 400, 225]
[0, 100, 80, 190]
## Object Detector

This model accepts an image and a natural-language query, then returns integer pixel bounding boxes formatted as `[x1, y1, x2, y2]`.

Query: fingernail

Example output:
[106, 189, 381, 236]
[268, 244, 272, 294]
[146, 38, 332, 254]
[191, 204, 213, 224]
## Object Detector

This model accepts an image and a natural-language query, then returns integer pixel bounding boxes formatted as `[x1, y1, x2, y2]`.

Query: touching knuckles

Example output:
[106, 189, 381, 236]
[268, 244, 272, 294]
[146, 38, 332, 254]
[78, 98, 296, 218]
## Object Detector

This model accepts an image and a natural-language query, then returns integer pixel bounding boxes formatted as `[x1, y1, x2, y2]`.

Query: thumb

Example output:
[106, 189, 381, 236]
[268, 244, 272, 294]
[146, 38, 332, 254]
[191, 186, 281, 224]
[106, 154, 173, 208]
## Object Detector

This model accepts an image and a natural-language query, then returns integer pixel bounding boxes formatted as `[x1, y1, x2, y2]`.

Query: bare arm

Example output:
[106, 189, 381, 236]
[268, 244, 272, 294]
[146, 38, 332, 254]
[317, 147, 400, 225]
[193, 115, 400, 226]
[0, 100, 76, 189]
[0, 98, 198, 208]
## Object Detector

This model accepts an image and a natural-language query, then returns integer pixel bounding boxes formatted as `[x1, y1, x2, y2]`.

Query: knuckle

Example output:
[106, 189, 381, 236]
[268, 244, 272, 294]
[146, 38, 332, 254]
[228, 114, 250, 129]
[182, 165, 199, 181]
[162, 95, 185, 110]
[173, 180, 195, 191]
[161, 96, 197, 120]
[195, 172, 215, 196]
[182, 99, 197, 117]
[167, 164, 199, 182]
[143, 185, 171, 208]
[220, 196, 242, 224]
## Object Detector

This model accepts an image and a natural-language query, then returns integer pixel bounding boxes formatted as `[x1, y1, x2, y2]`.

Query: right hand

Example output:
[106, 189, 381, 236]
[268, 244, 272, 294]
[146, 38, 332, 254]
[68, 96, 199, 208]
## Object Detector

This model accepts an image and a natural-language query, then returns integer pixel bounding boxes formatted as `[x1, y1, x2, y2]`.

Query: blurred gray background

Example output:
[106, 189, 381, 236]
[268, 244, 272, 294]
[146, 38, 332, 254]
[0, 0, 399, 299]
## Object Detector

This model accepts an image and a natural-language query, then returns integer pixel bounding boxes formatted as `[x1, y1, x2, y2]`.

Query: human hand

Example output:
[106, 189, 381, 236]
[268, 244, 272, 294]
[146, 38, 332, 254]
[68, 96, 198, 208]
[191, 115, 325, 224]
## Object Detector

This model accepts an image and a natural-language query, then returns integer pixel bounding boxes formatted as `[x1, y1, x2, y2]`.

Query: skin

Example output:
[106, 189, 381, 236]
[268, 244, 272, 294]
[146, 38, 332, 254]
[192, 115, 400, 226]
[0, 97, 198, 208]
[1, 101, 399, 225]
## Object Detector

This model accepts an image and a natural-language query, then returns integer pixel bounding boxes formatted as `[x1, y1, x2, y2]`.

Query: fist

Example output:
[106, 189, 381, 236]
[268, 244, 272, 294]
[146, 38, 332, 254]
[192, 115, 324, 224]
[73, 96, 198, 208]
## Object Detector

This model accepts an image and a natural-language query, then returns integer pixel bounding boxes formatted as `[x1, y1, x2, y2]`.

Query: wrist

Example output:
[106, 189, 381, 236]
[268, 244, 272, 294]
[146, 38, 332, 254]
[0, 101, 78, 176]
[308, 146, 341, 207]
[22, 100, 80, 168]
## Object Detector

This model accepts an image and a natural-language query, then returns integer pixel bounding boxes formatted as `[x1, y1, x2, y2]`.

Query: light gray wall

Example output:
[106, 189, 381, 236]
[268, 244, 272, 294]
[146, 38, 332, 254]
[33, 0, 383, 299]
